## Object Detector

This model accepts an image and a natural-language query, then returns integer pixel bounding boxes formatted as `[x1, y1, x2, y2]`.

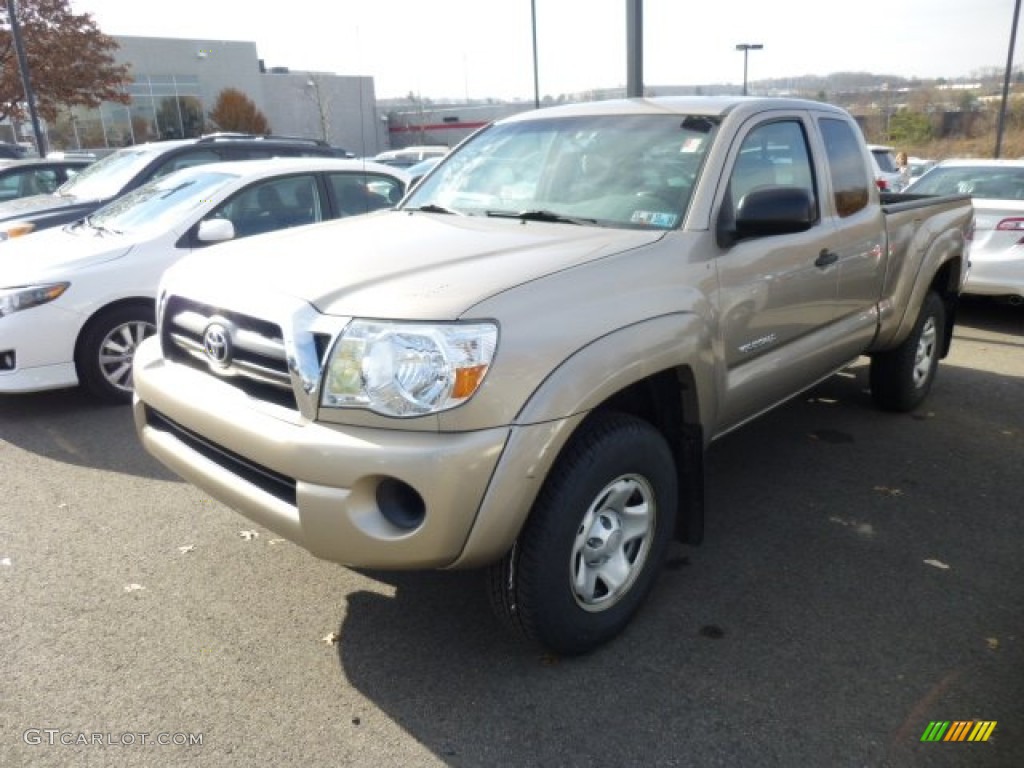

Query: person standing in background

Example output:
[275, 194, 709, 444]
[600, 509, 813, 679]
[895, 151, 911, 191]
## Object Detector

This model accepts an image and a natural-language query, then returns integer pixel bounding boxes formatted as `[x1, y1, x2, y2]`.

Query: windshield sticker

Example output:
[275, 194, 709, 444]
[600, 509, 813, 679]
[681, 137, 704, 153]
[631, 210, 678, 227]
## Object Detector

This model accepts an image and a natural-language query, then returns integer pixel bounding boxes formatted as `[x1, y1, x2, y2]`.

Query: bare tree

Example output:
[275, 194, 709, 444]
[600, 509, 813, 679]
[305, 75, 330, 142]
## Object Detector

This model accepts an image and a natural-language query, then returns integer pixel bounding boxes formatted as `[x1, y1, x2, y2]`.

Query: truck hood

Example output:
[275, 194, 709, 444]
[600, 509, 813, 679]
[167, 211, 666, 319]
[0, 225, 132, 284]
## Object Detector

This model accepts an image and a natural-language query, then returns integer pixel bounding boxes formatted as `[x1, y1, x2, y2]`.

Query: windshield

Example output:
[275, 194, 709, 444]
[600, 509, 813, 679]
[55, 145, 168, 200]
[402, 113, 718, 230]
[84, 170, 238, 235]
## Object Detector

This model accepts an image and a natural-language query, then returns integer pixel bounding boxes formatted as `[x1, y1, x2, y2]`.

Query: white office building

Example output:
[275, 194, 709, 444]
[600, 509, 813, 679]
[46, 35, 387, 157]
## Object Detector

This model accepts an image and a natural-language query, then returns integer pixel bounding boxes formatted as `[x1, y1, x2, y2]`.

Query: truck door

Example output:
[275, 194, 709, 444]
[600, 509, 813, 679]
[715, 117, 840, 429]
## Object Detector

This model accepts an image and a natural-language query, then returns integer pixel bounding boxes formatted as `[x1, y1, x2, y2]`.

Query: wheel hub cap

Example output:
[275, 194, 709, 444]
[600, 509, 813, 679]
[912, 317, 937, 387]
[570, 475, 656, 612]
[583, 512, 624, 565]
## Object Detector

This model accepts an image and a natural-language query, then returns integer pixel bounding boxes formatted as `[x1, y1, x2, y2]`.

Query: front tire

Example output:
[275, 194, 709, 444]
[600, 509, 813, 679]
[75, 303, 156, 405]
[488, 411, 677, 656]
[869, 290, 946, 412]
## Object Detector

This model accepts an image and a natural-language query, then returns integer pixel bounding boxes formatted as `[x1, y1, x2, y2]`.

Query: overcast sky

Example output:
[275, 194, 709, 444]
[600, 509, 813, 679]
[70, 0, 1022, 100]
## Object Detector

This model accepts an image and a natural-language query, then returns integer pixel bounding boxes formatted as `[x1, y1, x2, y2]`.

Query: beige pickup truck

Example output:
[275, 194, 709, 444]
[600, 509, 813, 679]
[132, 97, 973, 656]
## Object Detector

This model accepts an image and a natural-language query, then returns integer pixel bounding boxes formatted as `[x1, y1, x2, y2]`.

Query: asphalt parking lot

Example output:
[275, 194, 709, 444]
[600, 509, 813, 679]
[1, 297, 1021, 768]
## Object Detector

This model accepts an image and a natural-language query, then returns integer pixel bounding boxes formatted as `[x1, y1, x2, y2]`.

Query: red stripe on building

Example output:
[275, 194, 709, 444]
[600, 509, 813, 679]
[389, 122, 490, 133]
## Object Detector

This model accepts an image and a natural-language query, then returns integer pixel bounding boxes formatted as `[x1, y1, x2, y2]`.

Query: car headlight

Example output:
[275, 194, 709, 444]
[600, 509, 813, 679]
[0, 283, 69, 317]
[322, 320, 498, 417]
[0, 222, 37, 241]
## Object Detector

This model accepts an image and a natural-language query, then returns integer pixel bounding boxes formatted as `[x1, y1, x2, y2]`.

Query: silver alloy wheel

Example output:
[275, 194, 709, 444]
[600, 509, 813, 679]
[570, 473, 656, 612]
[98, 320, 156, 393]
[912, 315, 938, 387]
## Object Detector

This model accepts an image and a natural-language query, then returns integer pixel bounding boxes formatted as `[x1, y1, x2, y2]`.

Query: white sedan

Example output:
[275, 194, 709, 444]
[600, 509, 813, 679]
[0, 156, 408, 402]
[905, 158, 1024, 303]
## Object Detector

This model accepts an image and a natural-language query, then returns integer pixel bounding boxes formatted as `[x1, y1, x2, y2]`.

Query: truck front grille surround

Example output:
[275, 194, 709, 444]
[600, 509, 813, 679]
[159, 294, 348, 417]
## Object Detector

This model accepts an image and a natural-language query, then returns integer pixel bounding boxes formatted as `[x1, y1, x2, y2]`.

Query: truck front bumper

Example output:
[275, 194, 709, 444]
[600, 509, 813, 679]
[132, 338, 514, 569]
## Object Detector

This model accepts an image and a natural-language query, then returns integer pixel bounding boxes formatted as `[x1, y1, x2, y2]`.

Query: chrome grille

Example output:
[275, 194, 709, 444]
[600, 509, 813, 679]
[158, 293, 349, 418]
[161, 295, 297, 408]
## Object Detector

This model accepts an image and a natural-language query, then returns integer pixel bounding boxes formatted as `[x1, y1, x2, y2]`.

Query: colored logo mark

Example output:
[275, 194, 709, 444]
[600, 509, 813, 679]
[920, 721, 997, 742]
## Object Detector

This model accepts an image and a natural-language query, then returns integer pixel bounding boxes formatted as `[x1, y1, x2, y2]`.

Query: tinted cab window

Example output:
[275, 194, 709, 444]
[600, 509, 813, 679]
[819, 118, 870, 217]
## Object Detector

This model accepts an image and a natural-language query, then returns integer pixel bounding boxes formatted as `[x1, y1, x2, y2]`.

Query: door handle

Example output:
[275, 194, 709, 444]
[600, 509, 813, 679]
[815, 249, 839, 268]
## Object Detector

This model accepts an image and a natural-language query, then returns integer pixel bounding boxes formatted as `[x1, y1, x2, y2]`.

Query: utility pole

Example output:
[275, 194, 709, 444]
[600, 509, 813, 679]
[626, 0, 643, 97]
[995, 0, 1022, 158]
[4, 0, 46, 156]
[531, 0, 540, 108]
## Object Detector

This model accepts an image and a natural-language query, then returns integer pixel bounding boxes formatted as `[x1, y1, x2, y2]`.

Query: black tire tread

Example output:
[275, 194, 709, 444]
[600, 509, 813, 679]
[486, 411, 676, 655]
[870, 290, 945, 412]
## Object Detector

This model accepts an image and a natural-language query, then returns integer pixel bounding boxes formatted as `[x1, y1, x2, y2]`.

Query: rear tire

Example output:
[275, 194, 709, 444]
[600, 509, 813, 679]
[487, 411, 677, 656]
[75, 303, 156, 405]
[869, 290, 945, 412]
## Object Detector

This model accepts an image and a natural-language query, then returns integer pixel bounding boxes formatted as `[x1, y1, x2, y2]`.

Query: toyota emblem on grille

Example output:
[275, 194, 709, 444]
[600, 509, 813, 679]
[203, 323, 232, 367]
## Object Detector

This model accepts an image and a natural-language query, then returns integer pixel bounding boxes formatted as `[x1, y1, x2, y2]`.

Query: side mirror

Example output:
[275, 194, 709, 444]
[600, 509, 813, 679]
[717, 186, 816, 247]
[196, 218, 235, 244]
[735, 186, 815, 236]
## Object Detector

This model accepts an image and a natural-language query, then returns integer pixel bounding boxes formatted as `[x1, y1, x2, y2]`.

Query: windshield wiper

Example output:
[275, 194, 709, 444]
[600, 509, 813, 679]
[409, 203, 458, 215]
[486, 209, 596, 225]
[84, 215, 121, 236]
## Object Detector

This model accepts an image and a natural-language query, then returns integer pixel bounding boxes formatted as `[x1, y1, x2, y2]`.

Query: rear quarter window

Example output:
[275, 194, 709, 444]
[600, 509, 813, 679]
[819, 118, 870, 217]
[240, 146, 335, 159]
[151, 149, 224, 179]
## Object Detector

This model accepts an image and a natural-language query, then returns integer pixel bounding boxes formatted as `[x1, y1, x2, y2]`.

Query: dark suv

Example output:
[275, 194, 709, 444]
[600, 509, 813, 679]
[0, 133, 339, 239]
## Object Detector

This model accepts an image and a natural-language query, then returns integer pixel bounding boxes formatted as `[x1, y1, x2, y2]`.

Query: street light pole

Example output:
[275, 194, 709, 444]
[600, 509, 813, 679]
[735, 43, 763, 96]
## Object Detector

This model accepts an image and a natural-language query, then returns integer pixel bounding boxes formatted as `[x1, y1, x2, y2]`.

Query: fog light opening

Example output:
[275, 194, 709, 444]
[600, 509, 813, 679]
[0, 349, 15, 371]
[376, 478, 426, 531]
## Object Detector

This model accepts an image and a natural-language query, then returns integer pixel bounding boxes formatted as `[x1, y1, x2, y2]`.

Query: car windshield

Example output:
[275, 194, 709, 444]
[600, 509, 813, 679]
[84, 170, 238, 235]
[906, 166, 1024, 200]
[54, 145, 168, 200]
[402, 113, 718, 230]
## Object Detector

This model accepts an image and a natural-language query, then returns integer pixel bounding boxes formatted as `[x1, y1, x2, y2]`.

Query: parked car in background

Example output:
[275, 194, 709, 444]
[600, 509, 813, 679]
[0, 156, 408, 403]
[905, 158, 1024, 303]
[372, 145, 449, 168]
[867, 144, 906, 191]
[405, 155, 444, 187]
[0, 157, 94, 202]
[0, 133, 342, 242]
[0, 142, 30, 160]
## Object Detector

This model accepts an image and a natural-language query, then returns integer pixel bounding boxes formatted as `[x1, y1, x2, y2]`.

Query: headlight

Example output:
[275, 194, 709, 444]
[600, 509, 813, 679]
[0, 283, 70, 317]
[322, 320, 498, 417]
[0, 222, 37, 241]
